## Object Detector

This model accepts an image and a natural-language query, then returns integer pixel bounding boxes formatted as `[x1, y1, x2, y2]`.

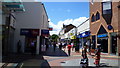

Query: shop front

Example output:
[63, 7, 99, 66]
[40, 29, 49, 52]
[97, 34, 108, 53]
[78, 31, 90, 48]
[20, 29, 39, 53]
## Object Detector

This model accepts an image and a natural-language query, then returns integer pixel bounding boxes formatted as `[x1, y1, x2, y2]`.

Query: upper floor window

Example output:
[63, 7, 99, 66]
[91, 14, 95, 22]
[96, 12, 100, 20]
[102, 2, 112, 14]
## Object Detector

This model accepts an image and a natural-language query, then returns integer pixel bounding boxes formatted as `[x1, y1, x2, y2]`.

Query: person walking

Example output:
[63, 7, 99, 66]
[67, 43, 72, 56]
[81, 45, 88, 59]
[63, 42, 67, 51]
[17, 40, 21, 54]
[53, 42, 56, 52]
[81, 45, 88, 68]
[71, 42, 74, 51]
[59, 42, 62, 50]
[93, 44, 101, 67]
[30, 41, 36, 55]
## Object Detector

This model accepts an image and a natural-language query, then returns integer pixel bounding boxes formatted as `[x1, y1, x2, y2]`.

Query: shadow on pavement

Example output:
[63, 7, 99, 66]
[43, 46, 68, 57]
[2, 53, 51, 68]
[2, 53, 43, 63]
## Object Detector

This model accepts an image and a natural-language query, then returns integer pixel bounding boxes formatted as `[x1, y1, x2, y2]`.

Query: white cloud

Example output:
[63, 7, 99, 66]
[49, 17, 88, 35]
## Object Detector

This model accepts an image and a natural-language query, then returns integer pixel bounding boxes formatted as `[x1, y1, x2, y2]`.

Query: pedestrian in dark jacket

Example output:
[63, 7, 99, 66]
[82, 45, 88, 59]
[17, 40, 21, 53]
[94, 44, 101, 67]
[59, 42, 62, 50]
[53, 42, 56, 52]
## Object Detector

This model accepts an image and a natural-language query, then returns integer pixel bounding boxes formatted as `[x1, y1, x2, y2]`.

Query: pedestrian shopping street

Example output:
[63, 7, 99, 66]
[1, 1, 120, 68]
[1, 45, 119, 68]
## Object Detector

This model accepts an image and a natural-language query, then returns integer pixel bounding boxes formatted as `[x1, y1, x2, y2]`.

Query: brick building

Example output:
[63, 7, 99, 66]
[90, 1, 120, 56]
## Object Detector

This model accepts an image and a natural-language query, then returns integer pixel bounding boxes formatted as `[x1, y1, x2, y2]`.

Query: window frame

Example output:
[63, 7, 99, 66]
[96, 12, 100, 21]
[102, 2, 112, 15]
[91, 14, 95, 22]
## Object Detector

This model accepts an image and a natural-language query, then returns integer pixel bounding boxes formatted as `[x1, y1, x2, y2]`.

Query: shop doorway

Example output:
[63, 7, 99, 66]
[111, 36, 117, 54]
[98, 38, 108, 53]
[25, 36, 37, 53]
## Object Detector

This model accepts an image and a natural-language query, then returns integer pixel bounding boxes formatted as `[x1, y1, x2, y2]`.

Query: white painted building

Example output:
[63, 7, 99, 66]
[76, 19, 90, 48]
[14, 2, 49, 54]
[77, 19, 89, 35]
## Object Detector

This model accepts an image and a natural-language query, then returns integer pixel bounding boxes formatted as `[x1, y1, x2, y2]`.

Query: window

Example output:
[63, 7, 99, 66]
[102, 2, 112, 14]
[96, 12, 100, 20]
[91, 14, 95, 22]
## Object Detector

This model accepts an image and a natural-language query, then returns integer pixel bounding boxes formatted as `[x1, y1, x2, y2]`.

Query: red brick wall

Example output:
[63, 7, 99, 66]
[90, 2, 119, 35]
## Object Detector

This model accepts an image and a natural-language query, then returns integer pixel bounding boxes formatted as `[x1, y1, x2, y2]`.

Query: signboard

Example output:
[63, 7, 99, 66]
[20, 29, 39, 36]
[97, 34, 108, 38]
[70, 36, 76, 39]
[49, 27, 53, 31]
[78, 31, 90, 38]
[41, 29, 49, 36]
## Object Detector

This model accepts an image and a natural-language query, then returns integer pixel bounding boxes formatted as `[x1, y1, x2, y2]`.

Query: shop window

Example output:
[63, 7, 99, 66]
[91, 14, 95, 22]
[96, 12, 100, 20]
[102, 2, 112, 14]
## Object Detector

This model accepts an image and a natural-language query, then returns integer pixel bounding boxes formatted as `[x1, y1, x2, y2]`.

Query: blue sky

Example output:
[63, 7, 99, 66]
[43, 2, 89, 35]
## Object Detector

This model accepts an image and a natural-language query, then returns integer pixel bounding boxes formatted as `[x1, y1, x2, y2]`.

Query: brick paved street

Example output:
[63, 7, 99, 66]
[1, 46, 120, 68]
[42, 46, 119, 68]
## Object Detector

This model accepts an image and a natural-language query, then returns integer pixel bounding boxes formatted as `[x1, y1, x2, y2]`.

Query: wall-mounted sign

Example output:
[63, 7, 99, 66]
[107, 25, 113, 30]
[20, 29, 39, 36]
[97, 34, 108, 38]
[78, 31, 90, 38]
[41, 29, 49, 36]
[49, 27, 53, 31]
[70, 36, 76, 39]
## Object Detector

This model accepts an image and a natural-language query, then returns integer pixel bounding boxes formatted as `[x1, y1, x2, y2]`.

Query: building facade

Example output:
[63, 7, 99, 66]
[77, 19, 90, 49]
[14, 2, 49, 54]
[59, 24, 76, 42]
[90, 1, 120, 56]
[2, 1, 25, 56]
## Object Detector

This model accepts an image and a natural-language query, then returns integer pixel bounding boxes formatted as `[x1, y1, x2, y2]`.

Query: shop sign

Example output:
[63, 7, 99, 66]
[97, 34, 108, 38]
[79, 31, 90, 38]
[20, 29, 39, 36]
[49, 27, 53, 31]
[70, 33, 73, 36]
[70, 36, 76, 39]
[41, 29, 49, 36]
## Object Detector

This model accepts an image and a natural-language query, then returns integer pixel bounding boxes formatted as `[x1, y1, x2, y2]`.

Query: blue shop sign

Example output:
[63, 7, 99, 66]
[97, 34, 108, 38]
[78, 31, 90, 38]
[20, 29, 39, 36]
[41, 29, 49, 36]
[20, 29, 30, 35]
